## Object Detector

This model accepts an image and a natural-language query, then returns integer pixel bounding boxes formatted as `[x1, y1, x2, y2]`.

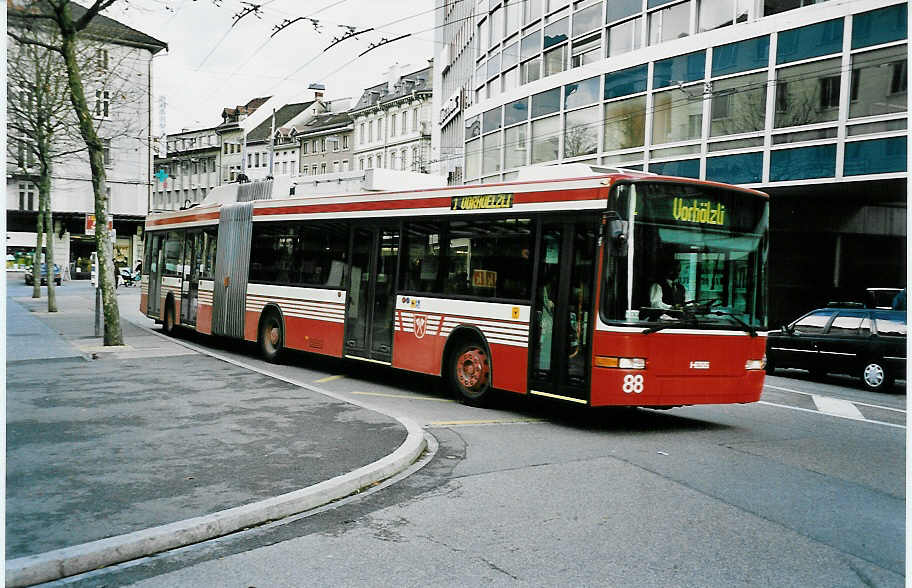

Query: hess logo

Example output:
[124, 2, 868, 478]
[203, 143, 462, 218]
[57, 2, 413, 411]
[414, 315, 428, 339]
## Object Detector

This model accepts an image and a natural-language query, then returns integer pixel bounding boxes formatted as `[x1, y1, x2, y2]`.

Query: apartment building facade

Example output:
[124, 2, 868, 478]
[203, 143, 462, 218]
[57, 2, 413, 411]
[434, 0, 907, 324]
[6, 7, 167, 277]
[152, 127, 220, 211]
[351, 64, 435, 173]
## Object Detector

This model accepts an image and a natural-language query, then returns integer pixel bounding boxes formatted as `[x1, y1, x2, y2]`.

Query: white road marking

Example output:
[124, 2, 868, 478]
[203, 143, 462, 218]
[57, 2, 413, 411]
[764, 384, 906, 414]
[812, 395, 865, 420]
[757, 401, 905, 430]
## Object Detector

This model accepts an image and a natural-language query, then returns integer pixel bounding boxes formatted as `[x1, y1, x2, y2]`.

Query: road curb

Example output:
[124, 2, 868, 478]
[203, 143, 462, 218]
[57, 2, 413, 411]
[6, 419, 426, 587]
[6, 316, 428, 587]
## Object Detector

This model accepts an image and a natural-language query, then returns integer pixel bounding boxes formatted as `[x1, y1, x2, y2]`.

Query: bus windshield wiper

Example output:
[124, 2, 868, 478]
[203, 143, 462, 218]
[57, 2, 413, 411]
[641, 315, 698, 335]
[708, 311, 757, 337]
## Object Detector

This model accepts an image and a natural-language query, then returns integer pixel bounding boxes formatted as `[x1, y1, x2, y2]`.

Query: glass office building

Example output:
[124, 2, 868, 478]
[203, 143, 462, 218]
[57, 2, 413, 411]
[435, 0, 907, 324]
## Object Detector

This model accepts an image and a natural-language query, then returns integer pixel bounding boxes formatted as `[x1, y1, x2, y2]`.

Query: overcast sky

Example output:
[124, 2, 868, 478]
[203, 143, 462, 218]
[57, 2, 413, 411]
[106, 0, 438, 134]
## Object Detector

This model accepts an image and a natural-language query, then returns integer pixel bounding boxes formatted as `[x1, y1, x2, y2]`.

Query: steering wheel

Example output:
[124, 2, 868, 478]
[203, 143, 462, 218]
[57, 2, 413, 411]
[683, 298, 721, 312]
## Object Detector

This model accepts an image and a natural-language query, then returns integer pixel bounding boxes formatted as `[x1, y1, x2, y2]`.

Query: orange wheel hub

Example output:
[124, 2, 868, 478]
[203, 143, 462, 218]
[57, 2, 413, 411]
[456, 349, 489, 391]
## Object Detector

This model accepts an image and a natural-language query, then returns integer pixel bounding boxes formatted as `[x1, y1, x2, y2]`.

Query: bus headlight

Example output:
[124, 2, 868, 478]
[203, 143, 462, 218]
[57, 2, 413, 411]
[595, 356, 646, 369]
[745, 358, 765, 370]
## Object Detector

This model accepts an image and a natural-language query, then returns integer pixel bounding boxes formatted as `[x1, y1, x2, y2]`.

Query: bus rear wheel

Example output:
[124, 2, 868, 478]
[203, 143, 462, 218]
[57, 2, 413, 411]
[259, 311, 284, 363]
[162, 300, 176, 335]
[449, 341, 492, 406]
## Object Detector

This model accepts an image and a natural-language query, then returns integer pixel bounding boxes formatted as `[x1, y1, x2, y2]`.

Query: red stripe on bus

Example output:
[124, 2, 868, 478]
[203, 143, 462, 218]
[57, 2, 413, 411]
[146, 211, 220, 227]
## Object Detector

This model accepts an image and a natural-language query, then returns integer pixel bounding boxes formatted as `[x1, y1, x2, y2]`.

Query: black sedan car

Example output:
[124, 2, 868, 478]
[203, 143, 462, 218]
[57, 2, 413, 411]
[766, 306, 906, 391]
[24, 263, 62, 286]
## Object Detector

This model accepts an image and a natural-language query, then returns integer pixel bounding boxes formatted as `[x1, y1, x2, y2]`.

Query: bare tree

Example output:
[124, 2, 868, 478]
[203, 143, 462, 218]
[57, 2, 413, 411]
[7, 33, 90, 309]
[8, 0, 143, 344]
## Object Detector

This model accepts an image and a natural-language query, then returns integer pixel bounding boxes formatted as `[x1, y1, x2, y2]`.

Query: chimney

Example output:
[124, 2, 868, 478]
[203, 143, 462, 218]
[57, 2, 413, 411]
[308, 83, 326, 102]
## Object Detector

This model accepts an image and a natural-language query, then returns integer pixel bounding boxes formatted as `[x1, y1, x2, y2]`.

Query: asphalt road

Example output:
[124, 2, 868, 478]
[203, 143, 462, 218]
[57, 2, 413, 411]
[42, 282, 907, 587]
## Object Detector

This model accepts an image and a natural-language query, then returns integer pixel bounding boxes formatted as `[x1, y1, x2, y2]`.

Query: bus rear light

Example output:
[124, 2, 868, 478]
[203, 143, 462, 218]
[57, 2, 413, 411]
[745, 358, 765, 370]
[595, 356, 646, 369]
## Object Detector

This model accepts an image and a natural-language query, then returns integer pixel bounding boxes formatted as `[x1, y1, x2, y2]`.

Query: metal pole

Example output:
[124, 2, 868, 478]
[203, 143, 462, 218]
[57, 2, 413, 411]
[95, 286, 103, 337]
[268, 108, 276, 178]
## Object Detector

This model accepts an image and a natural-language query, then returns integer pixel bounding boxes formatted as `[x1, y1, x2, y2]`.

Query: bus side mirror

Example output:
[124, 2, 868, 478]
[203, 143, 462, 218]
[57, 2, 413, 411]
[606, 218, 628, 256]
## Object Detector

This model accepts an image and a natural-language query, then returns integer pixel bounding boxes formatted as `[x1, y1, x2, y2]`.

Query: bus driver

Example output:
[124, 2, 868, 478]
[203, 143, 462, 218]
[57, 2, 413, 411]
[650, 261, 685, 311]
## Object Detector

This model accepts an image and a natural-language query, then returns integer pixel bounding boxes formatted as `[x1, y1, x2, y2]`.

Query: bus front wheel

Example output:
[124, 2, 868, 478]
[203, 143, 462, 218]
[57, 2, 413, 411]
[449, 341, 492, 406]
[259, 311, 284, 363]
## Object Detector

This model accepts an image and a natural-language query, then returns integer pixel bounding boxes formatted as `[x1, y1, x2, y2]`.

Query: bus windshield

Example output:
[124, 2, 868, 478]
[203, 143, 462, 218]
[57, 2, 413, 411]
[602, 181, 769, 331]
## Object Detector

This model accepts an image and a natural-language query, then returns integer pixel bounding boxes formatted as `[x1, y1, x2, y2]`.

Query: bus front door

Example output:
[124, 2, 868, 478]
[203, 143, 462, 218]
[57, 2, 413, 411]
[344, 227, 400, 364]
[147, 233, 164, 318]
[529, 219, 597, 403]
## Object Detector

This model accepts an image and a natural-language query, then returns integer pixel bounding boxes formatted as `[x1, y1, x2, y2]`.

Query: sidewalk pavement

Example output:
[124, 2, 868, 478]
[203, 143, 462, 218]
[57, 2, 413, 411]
[6, 281, 425, 586]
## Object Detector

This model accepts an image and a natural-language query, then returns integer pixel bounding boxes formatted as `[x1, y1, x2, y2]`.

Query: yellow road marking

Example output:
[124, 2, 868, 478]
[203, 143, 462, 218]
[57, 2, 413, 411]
[350, 391, 455, 402]
[313, 375, 345, 384]
[428, 418, 545, 426]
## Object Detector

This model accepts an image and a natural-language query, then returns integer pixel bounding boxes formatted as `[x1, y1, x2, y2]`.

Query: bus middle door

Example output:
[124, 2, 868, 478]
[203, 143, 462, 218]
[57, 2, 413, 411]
[180, 231, 201, 326]
[529, 219, 597, 403]
[344, 226, 400, 364]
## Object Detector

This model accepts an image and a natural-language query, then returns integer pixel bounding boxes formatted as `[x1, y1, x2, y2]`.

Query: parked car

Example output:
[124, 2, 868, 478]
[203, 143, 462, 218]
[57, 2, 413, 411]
[766, 306, 906, 391]
[24, 263, 62, 286]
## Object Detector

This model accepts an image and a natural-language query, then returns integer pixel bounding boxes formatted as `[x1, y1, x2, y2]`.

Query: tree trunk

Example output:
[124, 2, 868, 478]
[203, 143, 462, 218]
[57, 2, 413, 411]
[41, 163, 58, 312]
[32, 185, 45, 299]
[59, 27, 122, 344]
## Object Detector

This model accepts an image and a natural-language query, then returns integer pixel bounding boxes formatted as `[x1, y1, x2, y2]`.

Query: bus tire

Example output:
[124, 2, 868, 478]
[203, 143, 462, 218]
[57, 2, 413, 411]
[259, 310, 284, 363]
[449, 340, 493, 406]
[162, 298, 176, 335]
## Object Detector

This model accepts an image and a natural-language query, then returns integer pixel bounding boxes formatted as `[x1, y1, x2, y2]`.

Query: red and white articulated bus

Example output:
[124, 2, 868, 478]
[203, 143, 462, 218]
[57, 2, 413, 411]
[141, 166, 769, 407]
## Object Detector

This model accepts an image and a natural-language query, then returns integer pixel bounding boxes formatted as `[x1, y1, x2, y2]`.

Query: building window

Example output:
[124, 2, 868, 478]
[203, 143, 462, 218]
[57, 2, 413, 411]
[531, 115, 559, 163]
[332, 160, 340, 172]
[604, 96, 646, 151]
[698, 0, 749, 33]
[522, 58, 542, 84]
[504, 123, 528, 168]
[849, 46, 908, 119]
[312, 165, 318, 174]
[367, 157, 373, 169]
[342, 135, 349, 149]
[390, 151, 398, 169]
[413, 109, 419, 131]
[648, 1, 690, 46]
[543, 45, 567, 76]
[18, 183, 35, 211]
[652, 88, 703, 145]
[102, 138, 112, 166]
[343, 159, 349, 170]
[764, 0, 831, 17]
[391, 114, 398, 137]
[412, 147, 419, 170]
[291, 161, 296, 174]
[564, 105, 598, 157]
[774, 58, 841, 128]
[302, 142, 308, 154]
[94, 90, 110, 117]
[360, 158, 365, 170]
[710, 72, 767, 137]
[255, 152, 261, 167]
[96, 48, 109, 71]
[571, 34, 600, 68]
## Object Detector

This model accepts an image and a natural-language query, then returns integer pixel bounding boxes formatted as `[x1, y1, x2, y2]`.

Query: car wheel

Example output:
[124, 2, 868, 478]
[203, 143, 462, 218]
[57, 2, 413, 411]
[449, 340, 493, 406]
[860, 360, 892, 392]
[259, 311, 284, 362]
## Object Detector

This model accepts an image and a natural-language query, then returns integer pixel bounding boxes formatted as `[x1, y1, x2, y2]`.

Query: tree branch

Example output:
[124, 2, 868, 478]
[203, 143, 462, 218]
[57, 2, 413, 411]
[7, 31, 63, 54]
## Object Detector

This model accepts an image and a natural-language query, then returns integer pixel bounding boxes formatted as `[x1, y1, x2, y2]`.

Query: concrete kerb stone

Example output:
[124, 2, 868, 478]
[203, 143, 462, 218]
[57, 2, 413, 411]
[6, 317, 429, 587]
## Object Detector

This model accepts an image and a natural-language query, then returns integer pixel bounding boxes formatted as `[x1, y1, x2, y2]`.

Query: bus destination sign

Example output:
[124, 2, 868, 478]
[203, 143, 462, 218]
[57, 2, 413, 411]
[451, 193, 514, 211]
[671, 197, 726, 226]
